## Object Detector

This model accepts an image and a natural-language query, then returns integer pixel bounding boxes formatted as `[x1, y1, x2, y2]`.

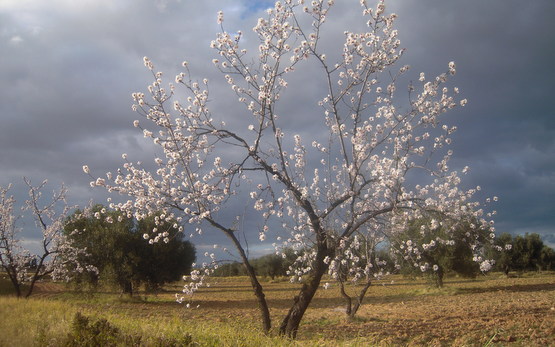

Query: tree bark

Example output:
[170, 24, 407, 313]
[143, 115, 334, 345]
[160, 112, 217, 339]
[204, 217, 271, 333]
[435, 266, 444, 288]
[279, 240, 332, 338]
[122, 280, 133, 296]
[241, 258, 272, 333]
[25, 258, 46, 298]
[212, 220, 271, 333]
[6, 270, 21, 298]
[279, 274, 324, 338]
[349, 280, 372, 318]
[339, 280, 352, 316]
[340, 278, 372, 318]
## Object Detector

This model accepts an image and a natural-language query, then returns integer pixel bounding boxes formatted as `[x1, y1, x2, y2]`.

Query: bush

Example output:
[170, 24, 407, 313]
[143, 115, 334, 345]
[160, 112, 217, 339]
[60, 312, 194, 347]
[63, 312, 133, 346]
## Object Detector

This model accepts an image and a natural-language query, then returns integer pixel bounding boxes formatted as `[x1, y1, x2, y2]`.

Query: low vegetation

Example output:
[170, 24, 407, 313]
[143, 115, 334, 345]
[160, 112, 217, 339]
[1, 272, 553, 346]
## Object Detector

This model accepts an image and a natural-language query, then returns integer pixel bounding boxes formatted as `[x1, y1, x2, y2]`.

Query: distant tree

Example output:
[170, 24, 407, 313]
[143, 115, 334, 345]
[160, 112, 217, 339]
[519, 233, 544, 271]
[65, 205, 137, 294]
[492, 233, 552, 274]
[396, 215, 494, 288]
[253, 254, 285, 279]
[253, 249, 296, 279]
[540, 245, 555, 271]
[212, 261, 245, 277]
[65, 205, 196, 294]
[0, 179, 92, 297]
[211, 249, 296, 278]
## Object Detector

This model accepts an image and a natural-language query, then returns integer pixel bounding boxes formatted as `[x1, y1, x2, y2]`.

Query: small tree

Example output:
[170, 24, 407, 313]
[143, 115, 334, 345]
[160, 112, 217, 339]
[396, 216, 494, 288]
[0, 179, 91, 297]
[65, 205, 196, 294]
[64, 205, 135, 292]
[327, 231, 392, 317]
[88, 0, 496, 337]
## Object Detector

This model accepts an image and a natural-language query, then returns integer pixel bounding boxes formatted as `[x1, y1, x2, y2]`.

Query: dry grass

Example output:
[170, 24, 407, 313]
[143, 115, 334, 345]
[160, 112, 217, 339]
[0, 272, 554, 346]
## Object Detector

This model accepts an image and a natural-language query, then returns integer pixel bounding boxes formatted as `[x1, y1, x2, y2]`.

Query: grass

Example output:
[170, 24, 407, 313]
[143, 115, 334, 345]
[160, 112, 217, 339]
[0, 272, 554, 346]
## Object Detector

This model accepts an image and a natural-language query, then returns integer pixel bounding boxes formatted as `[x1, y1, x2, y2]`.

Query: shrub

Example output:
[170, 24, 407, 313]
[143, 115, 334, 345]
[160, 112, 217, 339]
[60, 312, 194, 347]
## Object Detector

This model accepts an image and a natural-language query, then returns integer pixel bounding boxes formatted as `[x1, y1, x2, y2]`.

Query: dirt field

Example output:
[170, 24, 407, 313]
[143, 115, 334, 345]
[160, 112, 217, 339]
[23, 273, 555, 346]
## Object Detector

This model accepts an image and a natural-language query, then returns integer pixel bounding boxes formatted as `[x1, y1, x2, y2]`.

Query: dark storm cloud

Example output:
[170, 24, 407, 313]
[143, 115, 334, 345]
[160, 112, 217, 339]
[384, 0, 555, 244]
[1, 0, 553, 253]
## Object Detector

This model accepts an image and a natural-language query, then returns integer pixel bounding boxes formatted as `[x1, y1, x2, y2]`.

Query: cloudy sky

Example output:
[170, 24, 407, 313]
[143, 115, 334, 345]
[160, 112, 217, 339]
[1, 0, 554, 257]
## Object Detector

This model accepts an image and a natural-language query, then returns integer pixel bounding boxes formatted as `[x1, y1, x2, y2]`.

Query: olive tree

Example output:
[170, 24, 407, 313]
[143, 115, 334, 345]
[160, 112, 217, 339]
[87, 0, 496, 337]
[65, 205, 196, 294]
[492, 233, 553, 274]
[396, 216, 495, 288]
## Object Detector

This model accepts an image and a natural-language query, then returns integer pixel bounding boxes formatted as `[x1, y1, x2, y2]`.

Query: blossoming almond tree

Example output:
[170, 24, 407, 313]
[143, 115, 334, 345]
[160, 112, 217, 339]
[0, 178, 94, 298]
[89, 0, 496, 337]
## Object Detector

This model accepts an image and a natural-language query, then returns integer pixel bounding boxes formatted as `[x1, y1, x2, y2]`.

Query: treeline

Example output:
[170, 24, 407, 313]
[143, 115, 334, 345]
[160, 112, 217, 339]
[493, 233, 555, 274]
[212, 233, 555, 282]
[212, 249, 296, 279]
[64, 205, 196, 295]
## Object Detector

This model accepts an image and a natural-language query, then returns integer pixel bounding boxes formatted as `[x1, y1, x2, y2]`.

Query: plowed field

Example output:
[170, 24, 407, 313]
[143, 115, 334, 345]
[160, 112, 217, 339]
[8, 273, 555, 346]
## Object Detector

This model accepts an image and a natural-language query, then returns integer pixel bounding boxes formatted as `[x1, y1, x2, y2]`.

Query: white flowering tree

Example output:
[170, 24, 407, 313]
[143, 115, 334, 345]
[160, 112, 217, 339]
[89, 0, 496, 337]
[0, 178, 92, 298]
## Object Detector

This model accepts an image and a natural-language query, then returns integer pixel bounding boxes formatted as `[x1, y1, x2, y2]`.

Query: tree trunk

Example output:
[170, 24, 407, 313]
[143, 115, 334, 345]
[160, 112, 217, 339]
[435, 266, 444, 288]
[206, 217, 272, 333]
[25, 279, 38, 298]
[242, 259, 272, 333]
[25, 254, 48, 298]
[122, 280, 133, 296]
[349, 280, 372, 318]
[279, 241, 332, 338]
[14, 283, 22, 298]
[7, 272, 21, 298]
[279, 274, 323, 338]
[339, 280, 352, 316]
[3, 261, 23, 297]
[224, 226, 271, 333]
[25, 270, 43, 298]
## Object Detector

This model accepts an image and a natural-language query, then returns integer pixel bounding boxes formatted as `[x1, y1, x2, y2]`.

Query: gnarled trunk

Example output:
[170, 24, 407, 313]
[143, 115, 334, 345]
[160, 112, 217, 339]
[279, 270, 325, 338]
[241, 257, 272, 333]
[340, 278, 372, 318]
[25, 257, 47, 298]
[279, 239, 332, 338]
[349, 280, 372, 317]
[339, 280, 352, 316]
